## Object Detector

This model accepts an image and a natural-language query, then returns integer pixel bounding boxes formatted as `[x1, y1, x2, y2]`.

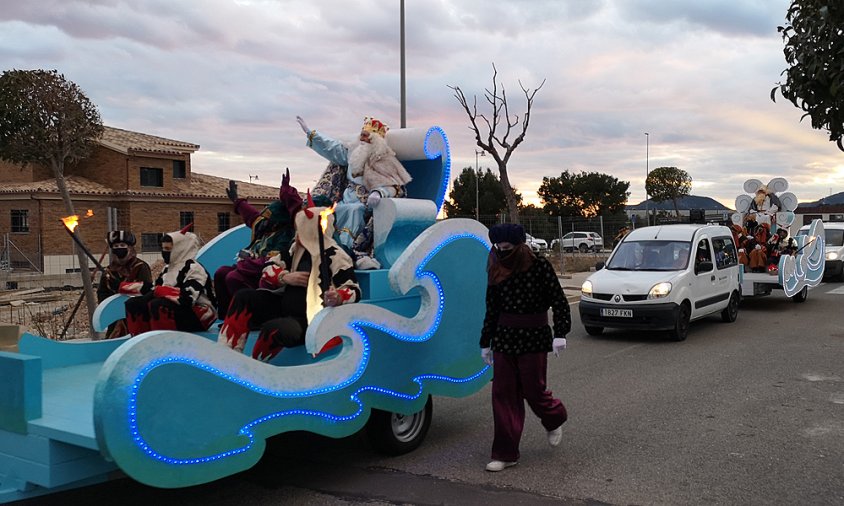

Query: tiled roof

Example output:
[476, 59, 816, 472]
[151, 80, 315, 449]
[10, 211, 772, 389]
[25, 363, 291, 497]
[0, 172, 281, 200]
[98, 126, 200, 155]
[0, 175, 113, 194]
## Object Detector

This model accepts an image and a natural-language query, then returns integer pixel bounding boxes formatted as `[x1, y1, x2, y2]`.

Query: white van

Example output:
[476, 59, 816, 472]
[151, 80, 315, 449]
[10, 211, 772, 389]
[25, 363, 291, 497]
[579, 224, 741, 341]
[797, 221, 844, 282]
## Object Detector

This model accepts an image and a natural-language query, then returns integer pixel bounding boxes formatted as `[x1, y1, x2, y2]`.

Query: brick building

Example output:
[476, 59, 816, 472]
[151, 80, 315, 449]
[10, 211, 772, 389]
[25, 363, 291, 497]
[0, 126, 280, 275]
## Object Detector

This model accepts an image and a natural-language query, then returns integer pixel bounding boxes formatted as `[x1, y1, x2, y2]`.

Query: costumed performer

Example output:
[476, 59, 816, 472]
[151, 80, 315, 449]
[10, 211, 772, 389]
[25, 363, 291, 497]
[96, 230, 153, 339]
[218, 192, 361, 362]
[125, 225, 217, 335]
[480, 223, 570, 472]
[213, 170, 301, 315]
[296, 115, 412, 269]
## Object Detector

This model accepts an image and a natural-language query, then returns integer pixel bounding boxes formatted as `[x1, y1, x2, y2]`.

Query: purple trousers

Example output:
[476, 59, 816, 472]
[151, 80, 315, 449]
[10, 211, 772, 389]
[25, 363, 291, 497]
[491, 351, 567, 462]
[214, 265, 258, 317]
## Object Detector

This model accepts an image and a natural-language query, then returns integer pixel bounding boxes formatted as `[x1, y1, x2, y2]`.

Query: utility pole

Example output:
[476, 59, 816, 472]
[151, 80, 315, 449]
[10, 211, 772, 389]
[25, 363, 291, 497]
[400, 0, 406, 128]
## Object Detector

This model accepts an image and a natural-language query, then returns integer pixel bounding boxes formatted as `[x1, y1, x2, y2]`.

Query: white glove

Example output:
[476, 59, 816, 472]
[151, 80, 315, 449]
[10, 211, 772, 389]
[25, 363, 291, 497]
[481, 347, 493, 366]
[552, 337, 567, 357]
[367, 191, 382, 208]
[296, 115, 310, 135]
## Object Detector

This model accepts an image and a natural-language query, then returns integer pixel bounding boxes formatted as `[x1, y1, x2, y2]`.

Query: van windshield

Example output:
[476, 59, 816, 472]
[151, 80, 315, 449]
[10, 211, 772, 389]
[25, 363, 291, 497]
[797, 228, 844, 246]
[606, 240, 692, 271]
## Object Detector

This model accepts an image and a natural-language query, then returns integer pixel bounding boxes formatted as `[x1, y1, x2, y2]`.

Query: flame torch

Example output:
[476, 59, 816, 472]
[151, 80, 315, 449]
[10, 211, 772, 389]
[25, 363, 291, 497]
[61, 213, 104, 271]
[317, 205, 336, 301]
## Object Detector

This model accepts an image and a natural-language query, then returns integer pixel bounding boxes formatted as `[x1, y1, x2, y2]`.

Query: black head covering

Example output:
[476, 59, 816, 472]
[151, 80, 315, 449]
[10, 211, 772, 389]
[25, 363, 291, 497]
[489, 223, 526, 245]
[107, 230, 136, 246]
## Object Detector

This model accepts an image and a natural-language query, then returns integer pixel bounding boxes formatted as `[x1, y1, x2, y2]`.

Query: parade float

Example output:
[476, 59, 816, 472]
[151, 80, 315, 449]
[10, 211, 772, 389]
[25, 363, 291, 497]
[0, 126, 494, 502]
[731, 177, 825, 301]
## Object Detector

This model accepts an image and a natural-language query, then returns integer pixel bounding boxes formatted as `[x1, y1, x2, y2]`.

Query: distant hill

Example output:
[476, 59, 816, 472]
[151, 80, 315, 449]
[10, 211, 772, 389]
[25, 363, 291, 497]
[797, 190, 844, 208]
[626, 195, 731, 211]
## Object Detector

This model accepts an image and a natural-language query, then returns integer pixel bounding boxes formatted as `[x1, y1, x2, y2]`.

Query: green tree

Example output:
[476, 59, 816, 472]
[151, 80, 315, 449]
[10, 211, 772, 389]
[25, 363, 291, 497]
[0, 69, 104, 335]
[772, 1, 844, 150]
[645, 166, 692, 217]
[444, 167, 507, 217]
[538, 170, 630, 217]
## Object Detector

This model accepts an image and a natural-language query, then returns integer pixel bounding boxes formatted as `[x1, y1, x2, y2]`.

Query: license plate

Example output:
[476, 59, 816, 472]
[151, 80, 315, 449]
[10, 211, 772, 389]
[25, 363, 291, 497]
[601, 308, 633, 318]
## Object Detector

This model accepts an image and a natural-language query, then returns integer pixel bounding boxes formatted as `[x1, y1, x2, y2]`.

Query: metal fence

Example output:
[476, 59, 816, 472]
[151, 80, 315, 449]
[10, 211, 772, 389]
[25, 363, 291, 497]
[461, 213, 634, 250]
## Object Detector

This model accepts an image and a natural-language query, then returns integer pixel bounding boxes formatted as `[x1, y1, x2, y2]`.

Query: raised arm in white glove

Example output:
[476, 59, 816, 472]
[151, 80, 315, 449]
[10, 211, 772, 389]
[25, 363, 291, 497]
[552, 337, 567, 357]
[296, 116, 310, 135]
[481, 347, 493, 366]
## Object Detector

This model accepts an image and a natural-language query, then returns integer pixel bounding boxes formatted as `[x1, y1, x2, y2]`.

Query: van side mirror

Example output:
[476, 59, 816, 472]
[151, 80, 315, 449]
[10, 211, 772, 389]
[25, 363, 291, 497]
[695, 261, 713, 274]
[595, 261, 605, 271]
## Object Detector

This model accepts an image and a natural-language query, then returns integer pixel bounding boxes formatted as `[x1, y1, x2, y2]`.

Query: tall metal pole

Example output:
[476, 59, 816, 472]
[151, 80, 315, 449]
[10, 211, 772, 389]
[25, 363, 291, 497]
[400, 0, 406, 128]
[644, 132, 649, 226]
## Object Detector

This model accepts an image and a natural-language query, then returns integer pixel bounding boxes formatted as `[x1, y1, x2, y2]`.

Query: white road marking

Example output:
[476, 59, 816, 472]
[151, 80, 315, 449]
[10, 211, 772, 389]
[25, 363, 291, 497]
[826, 286, 844, 294]
[802, 373, 842, 382]
[602, 343, 644, 359]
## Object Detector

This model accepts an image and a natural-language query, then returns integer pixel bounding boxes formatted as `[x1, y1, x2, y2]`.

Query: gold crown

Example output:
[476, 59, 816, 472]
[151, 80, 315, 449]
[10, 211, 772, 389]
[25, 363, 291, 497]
[362, 117, 388, 137]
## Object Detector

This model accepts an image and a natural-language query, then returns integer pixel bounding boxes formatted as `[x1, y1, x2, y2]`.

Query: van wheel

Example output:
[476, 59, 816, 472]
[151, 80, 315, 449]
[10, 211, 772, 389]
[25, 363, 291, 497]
[578, 243, 589, 253]
[791, 286, 808, 303]
[366, 396, 433, 456]
[668, 302, 691, 341]
[720, 290, 739, 322]
[584, 325, 604, 336]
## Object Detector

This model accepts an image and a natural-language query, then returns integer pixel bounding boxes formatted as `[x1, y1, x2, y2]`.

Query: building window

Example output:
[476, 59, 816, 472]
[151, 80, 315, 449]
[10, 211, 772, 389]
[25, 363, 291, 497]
[11, 209, 29, 233]
[180, 211, 194, 230]
[803, 214, 822, 225]
[829, 214, 844, 222]
[173, 160, 186, 179]
[141, 233, 161, 252]
[217, 212, 231, 232]
[140, 167, 164, 187]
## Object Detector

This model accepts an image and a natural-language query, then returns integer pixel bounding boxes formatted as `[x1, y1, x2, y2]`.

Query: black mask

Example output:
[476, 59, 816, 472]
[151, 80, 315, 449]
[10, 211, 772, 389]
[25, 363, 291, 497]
[161, 250, 172, 264]
[111, 247, 129, 259]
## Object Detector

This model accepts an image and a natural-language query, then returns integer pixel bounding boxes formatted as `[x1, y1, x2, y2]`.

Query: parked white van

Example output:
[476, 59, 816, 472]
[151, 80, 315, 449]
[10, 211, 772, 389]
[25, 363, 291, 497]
[796, 221, 844, 282]
[579, 224, 741, 341]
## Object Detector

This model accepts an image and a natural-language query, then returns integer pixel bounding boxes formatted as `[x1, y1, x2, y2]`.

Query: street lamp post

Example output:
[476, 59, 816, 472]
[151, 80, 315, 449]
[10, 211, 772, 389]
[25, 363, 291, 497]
[644, 132, 649, 226]
[474, 150, 485, 221]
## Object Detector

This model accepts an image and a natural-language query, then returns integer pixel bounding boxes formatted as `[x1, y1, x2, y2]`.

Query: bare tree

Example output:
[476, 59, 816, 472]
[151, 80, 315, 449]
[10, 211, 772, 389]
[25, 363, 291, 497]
[449, 63, 545, 223]
[0, 69, 104, 336]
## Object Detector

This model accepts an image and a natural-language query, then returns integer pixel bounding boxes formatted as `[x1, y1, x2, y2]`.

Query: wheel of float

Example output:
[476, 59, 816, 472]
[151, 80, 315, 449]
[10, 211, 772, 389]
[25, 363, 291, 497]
[366, 395, 433, 456]
[791, 285, 808, 303]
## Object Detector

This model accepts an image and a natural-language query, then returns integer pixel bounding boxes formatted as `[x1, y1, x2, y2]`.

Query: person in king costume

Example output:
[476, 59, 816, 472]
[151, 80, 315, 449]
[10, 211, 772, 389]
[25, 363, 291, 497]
[296, 115, 412, 269]
[125, 225, 217, 335]
[213, 169, 299, 316]
[218, 192, 361, 362]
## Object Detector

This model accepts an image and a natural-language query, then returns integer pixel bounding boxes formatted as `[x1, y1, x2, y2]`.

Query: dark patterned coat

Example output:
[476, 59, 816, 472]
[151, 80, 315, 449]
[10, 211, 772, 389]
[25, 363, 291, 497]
[480, 256, 571, 355]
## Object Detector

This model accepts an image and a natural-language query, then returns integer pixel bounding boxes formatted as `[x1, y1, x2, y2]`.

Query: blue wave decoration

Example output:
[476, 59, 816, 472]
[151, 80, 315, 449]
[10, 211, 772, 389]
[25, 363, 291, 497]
[780, 219, 825, 296]
[93, 219, 492, 488]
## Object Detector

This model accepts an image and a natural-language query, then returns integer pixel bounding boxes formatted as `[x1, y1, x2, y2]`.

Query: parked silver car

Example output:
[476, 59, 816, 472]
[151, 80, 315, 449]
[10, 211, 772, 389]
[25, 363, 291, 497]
[526, 233, 548, 253]
[551, 232, 603, 252]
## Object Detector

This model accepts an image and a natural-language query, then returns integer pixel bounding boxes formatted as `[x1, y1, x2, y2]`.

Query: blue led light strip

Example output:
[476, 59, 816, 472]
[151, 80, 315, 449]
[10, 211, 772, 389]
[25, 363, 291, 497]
[127, 232, 488, 465]
[423, 126, 451, 212]
[131, 365, 491, 465]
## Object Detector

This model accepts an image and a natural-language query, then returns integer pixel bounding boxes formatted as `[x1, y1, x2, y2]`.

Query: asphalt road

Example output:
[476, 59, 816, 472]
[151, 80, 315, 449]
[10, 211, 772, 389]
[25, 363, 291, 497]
[20, 283, 844, 505]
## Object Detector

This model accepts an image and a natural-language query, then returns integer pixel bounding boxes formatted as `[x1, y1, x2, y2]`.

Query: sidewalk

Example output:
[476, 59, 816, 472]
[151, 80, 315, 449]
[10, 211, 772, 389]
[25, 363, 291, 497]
[559, 270, 592, 303]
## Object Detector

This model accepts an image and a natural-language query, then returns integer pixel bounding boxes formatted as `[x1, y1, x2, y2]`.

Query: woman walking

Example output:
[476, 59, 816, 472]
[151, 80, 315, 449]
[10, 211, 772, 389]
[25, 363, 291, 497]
[480, 223, 570, 472]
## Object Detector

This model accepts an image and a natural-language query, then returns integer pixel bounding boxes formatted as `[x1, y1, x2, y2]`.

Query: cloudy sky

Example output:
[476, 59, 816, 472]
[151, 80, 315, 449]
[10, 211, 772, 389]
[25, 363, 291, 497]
[2, 0, 841, 208]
